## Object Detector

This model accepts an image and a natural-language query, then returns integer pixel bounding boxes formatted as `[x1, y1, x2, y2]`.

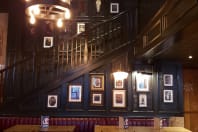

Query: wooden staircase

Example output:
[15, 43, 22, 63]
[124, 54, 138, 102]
[0, 11, 132, 107]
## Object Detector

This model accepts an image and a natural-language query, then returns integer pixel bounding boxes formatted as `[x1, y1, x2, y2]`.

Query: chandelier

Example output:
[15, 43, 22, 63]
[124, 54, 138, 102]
[25, 0, 71, 28]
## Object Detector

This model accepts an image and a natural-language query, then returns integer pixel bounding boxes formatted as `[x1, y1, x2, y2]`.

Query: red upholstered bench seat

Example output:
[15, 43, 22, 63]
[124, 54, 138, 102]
[0, 117, 168, 132]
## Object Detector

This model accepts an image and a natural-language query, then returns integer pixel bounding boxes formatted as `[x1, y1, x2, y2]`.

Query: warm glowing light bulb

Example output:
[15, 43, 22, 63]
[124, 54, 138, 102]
[29, 16, 36, 24]
[33, 5, 40, 15]
[188, 55, 193, 59]
[57, 19, 63, 28]
[65, 9, 71, 19]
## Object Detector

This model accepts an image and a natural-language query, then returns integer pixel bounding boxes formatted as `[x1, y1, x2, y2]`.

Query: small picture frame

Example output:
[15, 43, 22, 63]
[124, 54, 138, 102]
[43, 36, 53, 48]
[163, 74, 173, 86]
[47, 95, 58, 108]
[136, 74, 149, 92]
[91, 92, 103, 106]
[114, 79, 124, 89]
[68, 85, 82, 102]
[113, 90, 126, 108]
[163, 90, 173, 103]
[90, 74, 104, 91]
[77, 22, 85, 34]
[139, 94, 147, 107]
[110, 3, 119, 13]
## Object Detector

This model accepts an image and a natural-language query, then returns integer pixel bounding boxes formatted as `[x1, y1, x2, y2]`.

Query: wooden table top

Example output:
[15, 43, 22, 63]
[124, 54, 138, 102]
[94, 125, 192, 132]
[3, 125, 76, 132]
[161, 127, 192, 132]
[94, 125, 154, 132]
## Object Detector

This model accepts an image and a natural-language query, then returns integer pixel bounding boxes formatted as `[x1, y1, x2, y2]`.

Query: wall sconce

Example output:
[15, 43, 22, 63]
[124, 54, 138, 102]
[113, 71, 128, 80]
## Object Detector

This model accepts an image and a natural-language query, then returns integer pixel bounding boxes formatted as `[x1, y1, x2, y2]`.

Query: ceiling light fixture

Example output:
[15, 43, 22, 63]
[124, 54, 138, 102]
[25, 0, 71, 28]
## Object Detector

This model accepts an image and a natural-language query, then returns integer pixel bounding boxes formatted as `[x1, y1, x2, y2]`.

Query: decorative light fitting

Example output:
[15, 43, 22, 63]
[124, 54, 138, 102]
[25, 0, 71, 27]
[113, 71, 128, 80]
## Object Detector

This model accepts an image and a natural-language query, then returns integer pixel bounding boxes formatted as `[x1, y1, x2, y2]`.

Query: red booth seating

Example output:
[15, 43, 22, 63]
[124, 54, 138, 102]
[0, 116, 168, 132]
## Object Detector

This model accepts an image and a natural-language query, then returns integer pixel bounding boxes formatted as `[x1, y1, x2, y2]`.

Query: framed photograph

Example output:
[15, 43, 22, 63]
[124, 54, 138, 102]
[91, 92, 103, 106]
[43, 36, 53, 48]
[113, 90, 126, 108]
[136, 74, 149, 92]
[163, 74, 173, 86]
[47, 95, 58, 108]
[68, 85, 82, 102]
[90, 74, 104, 91]
[77, 22, 85, 34]
[139, 94, 147, 107]
[114, 79, 124, 89]
[110, 3, 119, 13]
[163, 90, 173, 103]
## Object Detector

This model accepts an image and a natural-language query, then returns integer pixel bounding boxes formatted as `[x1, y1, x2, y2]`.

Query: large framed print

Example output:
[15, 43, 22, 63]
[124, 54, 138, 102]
[47, 95, 58, 108]
[113, 90, 126, 108]
[136, 74, 149, 92]
[139, 94, 147, 107]
[90, 92, 103, 106]
[163, 74, 173, 86]
[90, 74, 104, 91]
[114, 79, 124, 89]
[43, 36, 53, 48]
[68, 85, 82, 102]
[163, 90, 173, 103]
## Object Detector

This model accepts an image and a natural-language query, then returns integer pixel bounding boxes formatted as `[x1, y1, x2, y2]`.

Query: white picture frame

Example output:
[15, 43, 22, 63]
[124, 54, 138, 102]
[136, 74, 149, 92]
[139, 94, 147, 107]
[68, 85, 82, 102]
[113, 90, 126, 108]
[43, 36, 53, 48]
[114, 79, 124, 89]
[91, 92, 103, 106]
[163, 74, 173, 86]
[77, 22, 85, 34]
[47, 95, 58, 108]
[163, 90, 173, 103]
[110, 3, 119, 13]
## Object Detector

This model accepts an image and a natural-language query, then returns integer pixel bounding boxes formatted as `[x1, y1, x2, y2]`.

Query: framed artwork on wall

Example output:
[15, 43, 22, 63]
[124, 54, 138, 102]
[136, 74, 149, 92]
[139, 94, 147, 107]
[163, 74, 173, 86]
[110, 3, 119, 13]
[90, 92, 103, 106]
[114, 79, 124, 89]
[112, 90, 126, 108]
[90, 74, 104, 91]
[163, 90, 173, 103]
[47, 95, 58, 108]
[77, 22, 85, 34]
[43, 36, 53, 48]
[68, 85, 82, 102]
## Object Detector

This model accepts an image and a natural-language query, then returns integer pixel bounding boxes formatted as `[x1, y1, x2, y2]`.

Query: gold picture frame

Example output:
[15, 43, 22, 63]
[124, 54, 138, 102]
[90, 74, 104, 91]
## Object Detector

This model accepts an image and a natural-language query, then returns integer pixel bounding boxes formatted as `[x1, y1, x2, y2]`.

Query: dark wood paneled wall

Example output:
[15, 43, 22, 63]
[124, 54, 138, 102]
[183, 69, 198, 132]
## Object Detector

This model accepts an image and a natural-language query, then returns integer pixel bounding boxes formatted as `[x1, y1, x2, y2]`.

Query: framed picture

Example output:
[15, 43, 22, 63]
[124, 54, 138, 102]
[110, 3, 119, 13]
[47, 95, 58, 108]
[114, 79, 124, 89]
[90, 74, 104, 91]
[43, 36, 53, 48]
[68, 85, 82, 102]
[139, 94, 147, 107]
[163, 74, 173, 86]
[77, 22, 85, 34]
[113, 90, 126, 108]
[163, 90, 173, 103]
[91, 92, 103, 106]
[136, 74, 149, 92]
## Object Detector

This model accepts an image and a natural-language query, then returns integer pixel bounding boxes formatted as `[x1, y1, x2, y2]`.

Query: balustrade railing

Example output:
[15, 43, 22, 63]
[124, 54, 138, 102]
[0, 11, 131, 104]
